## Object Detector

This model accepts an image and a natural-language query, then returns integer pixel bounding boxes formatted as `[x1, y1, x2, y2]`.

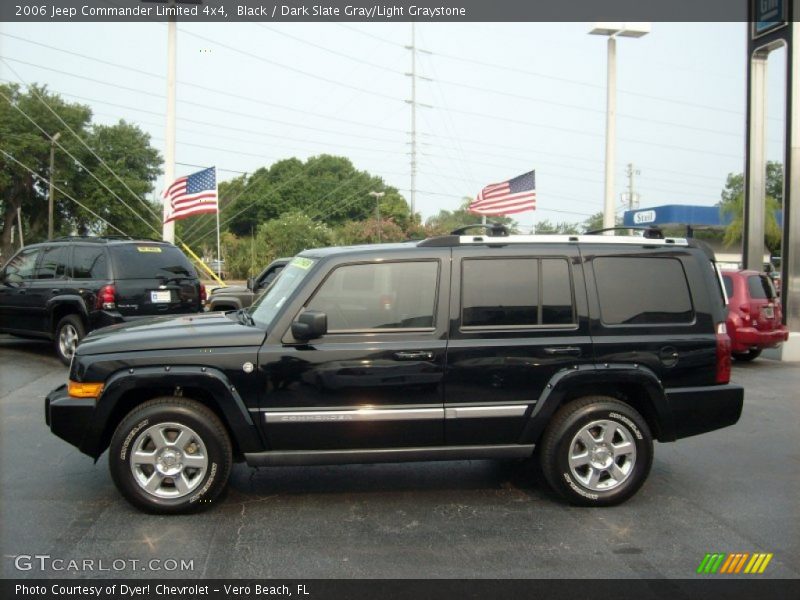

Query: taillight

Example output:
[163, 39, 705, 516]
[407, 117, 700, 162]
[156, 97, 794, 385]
[95, 285, 116, 310]
[199, 283, 207, 305]
[715, 322, 731, 384]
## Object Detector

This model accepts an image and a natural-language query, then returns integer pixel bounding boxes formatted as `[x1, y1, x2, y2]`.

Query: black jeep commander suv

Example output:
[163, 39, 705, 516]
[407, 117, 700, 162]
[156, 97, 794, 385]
[45, 227, 743, 513]
[1, 236, 205, 364]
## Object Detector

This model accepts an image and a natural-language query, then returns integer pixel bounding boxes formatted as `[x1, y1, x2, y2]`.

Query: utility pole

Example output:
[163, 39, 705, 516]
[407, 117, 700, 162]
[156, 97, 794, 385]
[162, 2, 177, 243]
[369, 191, 385, 243]
[405, 24, 433, 220]
[625, 163, 640, 210]
[48, 132, 61, 239]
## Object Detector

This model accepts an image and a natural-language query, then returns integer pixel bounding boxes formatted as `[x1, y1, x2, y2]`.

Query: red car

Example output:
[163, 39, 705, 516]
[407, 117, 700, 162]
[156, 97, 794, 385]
[721, 269, 789, 361]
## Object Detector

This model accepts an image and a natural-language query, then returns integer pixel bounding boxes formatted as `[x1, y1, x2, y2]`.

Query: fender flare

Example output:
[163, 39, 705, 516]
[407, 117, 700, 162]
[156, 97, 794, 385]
[79, 365, 263, 458]
[520, 364, 676, 443]
[208, 296, 243, 311]
[46, 296, 89, 332]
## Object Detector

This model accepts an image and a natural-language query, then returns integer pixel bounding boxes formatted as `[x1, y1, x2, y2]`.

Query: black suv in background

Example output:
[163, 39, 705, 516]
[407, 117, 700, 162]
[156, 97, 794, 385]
[0, 237, 205, 363]
[206, 257, 289, 312]
[45, 228, 743, 512]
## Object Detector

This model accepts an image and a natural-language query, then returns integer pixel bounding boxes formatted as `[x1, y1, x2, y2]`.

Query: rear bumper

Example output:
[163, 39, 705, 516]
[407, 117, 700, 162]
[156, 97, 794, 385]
[731, 326, 789, 352]
[45, 384, 96, 454]
[665, 384, 744, 440]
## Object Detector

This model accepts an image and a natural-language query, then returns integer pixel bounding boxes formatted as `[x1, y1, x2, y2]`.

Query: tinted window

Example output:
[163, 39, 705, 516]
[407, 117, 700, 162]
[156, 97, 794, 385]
[542, 258, 574, 325]
[462, 257, 575, 328]
[463, 258, 538, 327]
[722, 274, 734, 300]
[747, 275, 773, 299]
[594, 257, 693, 325]
[36, 246, 70, 279]
[306, 261, 438, 331]
[73, 246, 109, 279]
[110, 244, 196, 279]
[4, 247, 41, 281]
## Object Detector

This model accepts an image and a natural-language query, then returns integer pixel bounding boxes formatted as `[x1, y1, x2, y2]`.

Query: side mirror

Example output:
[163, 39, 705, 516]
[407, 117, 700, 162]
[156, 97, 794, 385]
[291, 310, 327, 341]
[246, 277, 255, 291]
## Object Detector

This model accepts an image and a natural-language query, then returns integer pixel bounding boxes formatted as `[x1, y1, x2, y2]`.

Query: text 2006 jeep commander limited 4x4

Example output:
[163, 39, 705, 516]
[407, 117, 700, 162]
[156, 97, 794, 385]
[46, 226, 744, 513]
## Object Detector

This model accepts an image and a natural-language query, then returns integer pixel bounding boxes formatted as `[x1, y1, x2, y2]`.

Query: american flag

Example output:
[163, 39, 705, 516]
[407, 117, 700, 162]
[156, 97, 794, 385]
[469, 170, 536, 215]
[163, 167, 218, 223]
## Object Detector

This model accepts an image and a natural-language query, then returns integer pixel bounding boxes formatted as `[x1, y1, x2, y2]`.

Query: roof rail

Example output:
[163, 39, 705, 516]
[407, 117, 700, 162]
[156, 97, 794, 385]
[418, 233, 689, 248]
[47, 235, 165, 243]
[450, 223, 510, 237]
[585, 226, 664, 239]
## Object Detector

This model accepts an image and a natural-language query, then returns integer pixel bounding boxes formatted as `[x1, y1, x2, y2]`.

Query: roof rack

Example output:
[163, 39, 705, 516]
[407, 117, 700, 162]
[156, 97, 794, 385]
[585, 226, 664, 239]
[450, 223, 510, 237]
[418, 233, 689, 248]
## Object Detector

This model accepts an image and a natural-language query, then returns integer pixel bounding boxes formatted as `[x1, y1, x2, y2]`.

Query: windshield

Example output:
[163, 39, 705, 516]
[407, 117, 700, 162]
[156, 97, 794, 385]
[250, 256, 317, 329]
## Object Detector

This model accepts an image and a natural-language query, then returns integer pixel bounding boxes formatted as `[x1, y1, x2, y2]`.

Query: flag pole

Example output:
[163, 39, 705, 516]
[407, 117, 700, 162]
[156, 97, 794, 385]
[215, 167, 222, 281]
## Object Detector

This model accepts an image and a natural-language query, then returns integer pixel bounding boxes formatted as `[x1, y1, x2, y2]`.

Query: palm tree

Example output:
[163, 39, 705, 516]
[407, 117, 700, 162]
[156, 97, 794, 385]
[720, 192, 782, 253]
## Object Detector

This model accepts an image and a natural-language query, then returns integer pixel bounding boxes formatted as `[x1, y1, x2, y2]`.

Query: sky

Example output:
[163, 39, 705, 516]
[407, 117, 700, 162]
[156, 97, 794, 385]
[0, 20, 789, 234]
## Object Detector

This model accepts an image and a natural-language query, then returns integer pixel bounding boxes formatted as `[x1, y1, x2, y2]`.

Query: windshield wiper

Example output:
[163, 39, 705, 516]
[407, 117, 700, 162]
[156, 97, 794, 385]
[236, 308, 255, 326]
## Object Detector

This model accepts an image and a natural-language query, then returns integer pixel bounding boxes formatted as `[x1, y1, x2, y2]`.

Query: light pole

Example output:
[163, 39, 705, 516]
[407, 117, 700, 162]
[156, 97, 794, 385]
[369, 191, 385, 243]
[589, 22, 650, 234]
[48, 131, 61, 239]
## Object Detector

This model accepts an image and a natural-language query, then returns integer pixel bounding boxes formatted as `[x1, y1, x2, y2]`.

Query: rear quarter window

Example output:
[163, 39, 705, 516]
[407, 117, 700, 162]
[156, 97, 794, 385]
[110, 244, 197, 280]
[594, 256, 694, 325]
[747, 275, 773, 300]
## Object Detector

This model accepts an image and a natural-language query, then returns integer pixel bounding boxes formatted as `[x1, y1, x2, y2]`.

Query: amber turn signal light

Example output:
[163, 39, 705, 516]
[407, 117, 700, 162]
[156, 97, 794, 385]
[68, 381, 104, 399]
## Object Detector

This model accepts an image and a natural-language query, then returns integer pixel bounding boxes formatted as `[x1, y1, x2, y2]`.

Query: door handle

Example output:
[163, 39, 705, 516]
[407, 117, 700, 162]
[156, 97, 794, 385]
[543, 346, 582, 357]
[393, 350, 434, 361]
[51, 289, 61, 294]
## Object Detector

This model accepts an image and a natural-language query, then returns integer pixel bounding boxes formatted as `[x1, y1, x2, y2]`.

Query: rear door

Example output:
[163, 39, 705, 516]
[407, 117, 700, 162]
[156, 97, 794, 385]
[746, 273, 781, 331]
[109, 243, 201, 317]
[444, 245, 592, 445]
[28, 244, 71, 332]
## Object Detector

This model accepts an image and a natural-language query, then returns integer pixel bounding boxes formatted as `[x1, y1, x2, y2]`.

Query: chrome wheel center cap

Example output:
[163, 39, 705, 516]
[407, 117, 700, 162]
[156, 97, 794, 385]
[156, 449, 183, 475]
[590, 445, 613, 469]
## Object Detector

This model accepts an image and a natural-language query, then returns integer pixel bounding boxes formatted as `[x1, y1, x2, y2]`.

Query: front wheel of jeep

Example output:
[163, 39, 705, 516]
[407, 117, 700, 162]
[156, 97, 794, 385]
[539, 396, 653, 506]
[109, 397, 232, 514]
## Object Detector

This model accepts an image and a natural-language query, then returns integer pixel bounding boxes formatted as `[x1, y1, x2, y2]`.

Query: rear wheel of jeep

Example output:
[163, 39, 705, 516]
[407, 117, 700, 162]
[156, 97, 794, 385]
[109, 397, 232, 514]
[539, 396, 653, 506]
[732, 348, 762, 362]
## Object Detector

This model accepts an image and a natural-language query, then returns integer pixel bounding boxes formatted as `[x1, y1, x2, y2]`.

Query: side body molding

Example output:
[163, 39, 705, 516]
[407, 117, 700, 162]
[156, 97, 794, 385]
[520, 364, 675, 444]
[80, 366, 264, 458]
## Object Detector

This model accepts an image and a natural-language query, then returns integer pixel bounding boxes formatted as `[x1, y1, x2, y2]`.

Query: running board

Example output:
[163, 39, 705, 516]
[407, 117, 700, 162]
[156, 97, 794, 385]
[244, 444, 535, 467]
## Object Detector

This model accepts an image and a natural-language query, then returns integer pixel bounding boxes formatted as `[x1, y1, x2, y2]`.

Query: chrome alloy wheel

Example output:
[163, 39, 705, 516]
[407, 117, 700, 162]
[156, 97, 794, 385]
[58, 323, 79, 359]
[129, 422, 208, 499]
[568, 419, 636, 492]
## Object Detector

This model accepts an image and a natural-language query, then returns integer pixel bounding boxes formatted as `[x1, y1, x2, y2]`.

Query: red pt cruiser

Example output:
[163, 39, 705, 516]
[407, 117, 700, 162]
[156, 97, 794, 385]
[722, 270, 789, 361]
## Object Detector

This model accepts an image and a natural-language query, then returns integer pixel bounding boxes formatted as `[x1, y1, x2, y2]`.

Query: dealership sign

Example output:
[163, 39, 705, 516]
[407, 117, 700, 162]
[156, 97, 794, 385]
[752, 0, 788, 39]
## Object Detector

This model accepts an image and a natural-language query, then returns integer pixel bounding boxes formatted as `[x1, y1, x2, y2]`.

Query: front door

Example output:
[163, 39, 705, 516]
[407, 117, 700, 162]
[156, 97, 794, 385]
[257, 253, 451, 450]
[444, 246, 592, 445]
[0, 246, 44, 333]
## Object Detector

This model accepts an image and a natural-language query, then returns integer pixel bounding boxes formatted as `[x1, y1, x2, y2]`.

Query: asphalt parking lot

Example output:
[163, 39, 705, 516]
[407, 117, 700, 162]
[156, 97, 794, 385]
[1, 334, 798, 579]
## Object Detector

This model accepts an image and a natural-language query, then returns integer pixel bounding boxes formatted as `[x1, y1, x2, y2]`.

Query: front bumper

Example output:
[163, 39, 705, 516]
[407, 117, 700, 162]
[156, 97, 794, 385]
[665, 384, 744, 440]
[731, 326, 789, 352]
[45, 384, 96, 453]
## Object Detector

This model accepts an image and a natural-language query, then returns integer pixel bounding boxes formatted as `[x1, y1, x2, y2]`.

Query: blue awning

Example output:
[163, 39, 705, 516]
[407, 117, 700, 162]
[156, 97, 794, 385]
[623, 204, 782, 228]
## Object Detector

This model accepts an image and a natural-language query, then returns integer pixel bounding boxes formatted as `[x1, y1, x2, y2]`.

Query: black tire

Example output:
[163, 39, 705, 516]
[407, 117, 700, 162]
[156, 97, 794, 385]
[539, 396, 653, 507]
[109, 397, 232, 514]
[732, 349, 762, 362]
[54, 314, 85, 365]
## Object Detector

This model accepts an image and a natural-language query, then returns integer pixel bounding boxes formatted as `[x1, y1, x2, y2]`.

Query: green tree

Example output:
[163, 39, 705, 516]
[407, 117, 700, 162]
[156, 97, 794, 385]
[335, 217, 406, 245]
[719, 162, 783, 254]
[0, 84, 162, 259]
[258, 211, 334, 258]
[425, 198, 516, 235]
[535, 219, 580, 234]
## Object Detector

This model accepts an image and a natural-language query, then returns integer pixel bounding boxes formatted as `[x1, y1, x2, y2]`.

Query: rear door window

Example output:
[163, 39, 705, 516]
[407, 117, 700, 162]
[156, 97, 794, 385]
[110, 244, 197, 280]
[722, 274, 734, 300]
[72, 246, 109, 279]
[594, 257, 694, 325]
[747, 275, 774, 300]
[461, 257, 575, 328]
[35, 246, 70, 280]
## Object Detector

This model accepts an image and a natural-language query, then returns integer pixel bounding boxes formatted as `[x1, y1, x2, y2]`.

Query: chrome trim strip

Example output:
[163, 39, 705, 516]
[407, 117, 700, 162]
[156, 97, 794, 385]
[264, 408, 443, 423]
[445, 405, 528, 419]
